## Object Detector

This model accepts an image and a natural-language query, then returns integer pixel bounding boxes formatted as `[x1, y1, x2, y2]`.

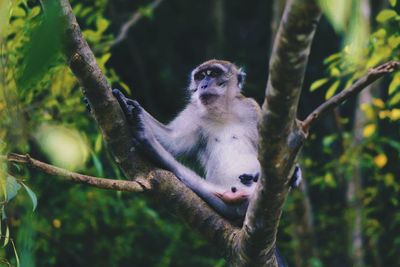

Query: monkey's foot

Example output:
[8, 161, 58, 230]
[289, 164, 302, 188]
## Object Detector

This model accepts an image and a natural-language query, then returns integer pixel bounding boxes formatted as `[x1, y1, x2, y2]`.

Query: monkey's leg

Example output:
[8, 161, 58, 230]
[113, 89, 246, 219]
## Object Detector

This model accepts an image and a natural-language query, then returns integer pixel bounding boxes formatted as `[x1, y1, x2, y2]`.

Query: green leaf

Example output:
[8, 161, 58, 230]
[94, 134, 103, 153]
[325, 80, 340, 99]
[96, 17, 109, 34]
[17, 1, 66, 90]
[388, 72, 400, 95]
[323, 53, 341, 64]
[6, 175, 21, 202]
[310, 78, 329, 92]
[3, 224, 9, 247]
[389, 92, 400, 106]
[389, 0, 397, 7]
[376, 10, 397, 23]
[21, 183, 37, 211]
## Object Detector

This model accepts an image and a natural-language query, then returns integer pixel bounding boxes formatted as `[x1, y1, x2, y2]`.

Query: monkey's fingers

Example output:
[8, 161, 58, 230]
[112, 89, 134, 118]
[83, 97, 91, 113]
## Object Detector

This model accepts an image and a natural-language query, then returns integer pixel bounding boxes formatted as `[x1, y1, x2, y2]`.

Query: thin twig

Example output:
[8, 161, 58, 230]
[301, 61, 400, 133]
[1, 153, 151, 192]
[111, 0, 165, 48]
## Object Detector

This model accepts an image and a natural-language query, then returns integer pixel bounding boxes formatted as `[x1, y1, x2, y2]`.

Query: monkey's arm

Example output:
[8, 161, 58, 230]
[113, 89, 246, 219]
[112, 89, 200, 156]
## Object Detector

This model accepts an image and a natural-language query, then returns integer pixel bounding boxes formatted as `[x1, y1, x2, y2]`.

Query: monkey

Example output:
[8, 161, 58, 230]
[111, 59, 302, 221]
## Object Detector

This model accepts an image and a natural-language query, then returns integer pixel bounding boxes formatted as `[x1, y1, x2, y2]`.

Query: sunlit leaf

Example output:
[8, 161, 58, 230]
[21, 183, 37, 211]
[310, 78, 329, 92]
[374, 154, 387, 168]
[96, 17, 109, 34]
[372, 98, 385, 108]
[390, 109, 400, 120]
[384, 174, 394, 186]
[363, 124, 376, 138]
[388, 72, 400, 95]
[0, 0, 11, 40]
[390, 0, 397, 7]
[52, 218, 62, 229]
[94, 134, 103, 153]
[324, 173, 336, 187]
[323, 53, 341, 64]
[376, 10, 397, 23]
[3, 224, 9, 247]
[388, 36, 400, 49]
[34, 124, 89, 171]
[318, 0, 350, 32]
[325, 80, 340, 99]
[330, 67, 340, 77]
[389, 92, 400, 106]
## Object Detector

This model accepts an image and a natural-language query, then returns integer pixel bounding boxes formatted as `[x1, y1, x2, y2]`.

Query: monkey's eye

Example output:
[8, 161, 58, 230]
[209, 68, 223, 78]
[194, 72, 205, 81]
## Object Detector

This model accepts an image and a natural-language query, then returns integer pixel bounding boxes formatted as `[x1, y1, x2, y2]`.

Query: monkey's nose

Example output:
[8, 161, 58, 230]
[231, 187, 237, 193]
[201, 84, 208, 89]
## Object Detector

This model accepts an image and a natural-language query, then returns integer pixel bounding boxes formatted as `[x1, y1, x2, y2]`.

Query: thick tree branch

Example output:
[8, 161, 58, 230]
[301, 61, 400, 133]
[2, 153, 150, 192]
[111, 0, 165, 48]
[231, 0, 321, 266]
[58, 0, 235, 250]
[60, 0, 151, 178]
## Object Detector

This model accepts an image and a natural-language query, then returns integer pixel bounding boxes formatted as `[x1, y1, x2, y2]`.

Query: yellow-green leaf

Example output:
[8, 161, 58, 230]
[325, 80, 340, 99]
[376, 10, 397, 23]
[374, 154, 387, 168]
[389, 0, 397, 7]
[3, 224, 9, 247]
[363, 124, 376, 138]
[388, 72, 400, 95]
[96, 17, 109, 34]
[310, 78, 329, 92]
[388, 36, 400, 49]
[372, 98, 385, 108]
[330, 67, 340, 77]
[389, 92, 400, 106]
[0, 0, 11, 40]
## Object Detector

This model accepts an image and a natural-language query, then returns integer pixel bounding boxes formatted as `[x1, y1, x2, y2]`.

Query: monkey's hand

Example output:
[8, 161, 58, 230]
[112, 89, 154, 145]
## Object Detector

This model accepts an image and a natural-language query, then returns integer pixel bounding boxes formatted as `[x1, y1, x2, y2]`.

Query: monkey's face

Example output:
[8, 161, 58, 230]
[189, 60, 245, 107]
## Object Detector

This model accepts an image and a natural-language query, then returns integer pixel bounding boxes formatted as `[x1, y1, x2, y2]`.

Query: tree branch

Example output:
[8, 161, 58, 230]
[2, 153, 150, 192]
[231, 0, 321, 265]
[60, 0, 152, 178]
[111, 0, 165, 48]
[301, 61, 400, 132]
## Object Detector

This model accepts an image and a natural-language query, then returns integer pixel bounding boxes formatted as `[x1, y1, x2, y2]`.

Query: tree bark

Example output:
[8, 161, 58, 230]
[229, 1, 321, 266]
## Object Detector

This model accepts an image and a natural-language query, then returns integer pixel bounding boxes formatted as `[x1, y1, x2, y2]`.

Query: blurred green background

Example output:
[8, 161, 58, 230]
[0, 0, 399, 266]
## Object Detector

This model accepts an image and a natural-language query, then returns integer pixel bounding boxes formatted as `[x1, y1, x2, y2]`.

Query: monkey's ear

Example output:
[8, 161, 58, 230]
[237, 68, 246, 90]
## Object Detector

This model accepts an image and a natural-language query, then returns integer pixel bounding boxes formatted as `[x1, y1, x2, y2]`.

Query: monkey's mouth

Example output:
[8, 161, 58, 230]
[200, 93, 219, 105]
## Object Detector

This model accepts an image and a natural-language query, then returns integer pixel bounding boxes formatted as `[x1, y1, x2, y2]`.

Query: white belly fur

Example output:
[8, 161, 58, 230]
[200, 123, 260, 189]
